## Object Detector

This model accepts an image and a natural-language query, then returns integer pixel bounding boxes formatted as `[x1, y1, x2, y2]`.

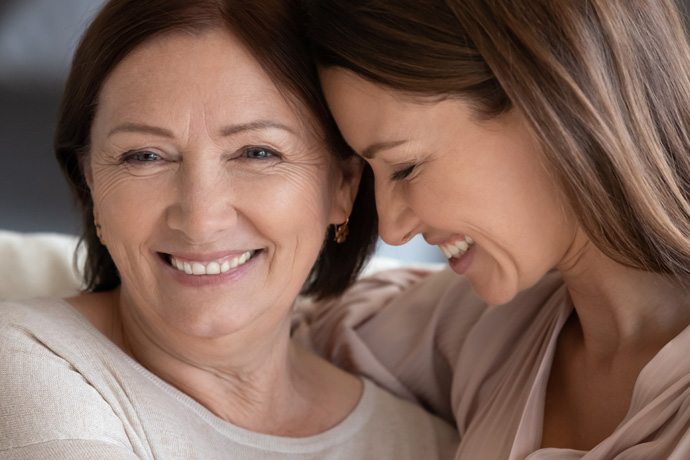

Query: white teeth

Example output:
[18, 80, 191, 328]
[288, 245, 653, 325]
[438, 237, 474, 259]
[170, 250, 256, 276]
[455, 240, 469, 252]
[206, 261, 220, 275]
[439, 245, 451, 258]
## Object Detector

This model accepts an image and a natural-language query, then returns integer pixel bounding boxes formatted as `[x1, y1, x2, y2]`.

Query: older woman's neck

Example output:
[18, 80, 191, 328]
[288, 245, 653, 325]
[111, 287, 340, 435]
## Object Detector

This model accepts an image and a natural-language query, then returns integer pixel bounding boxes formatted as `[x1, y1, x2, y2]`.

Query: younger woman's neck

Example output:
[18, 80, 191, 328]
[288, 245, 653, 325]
[558, 242, 690, 359]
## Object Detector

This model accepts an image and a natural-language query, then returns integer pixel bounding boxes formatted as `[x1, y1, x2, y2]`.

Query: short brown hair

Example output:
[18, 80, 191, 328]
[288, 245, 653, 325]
[309, 0, 690, 287]
[56, 0, 377, 299]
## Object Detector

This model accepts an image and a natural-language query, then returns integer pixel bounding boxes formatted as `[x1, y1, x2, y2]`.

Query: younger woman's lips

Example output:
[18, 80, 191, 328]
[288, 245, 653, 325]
[448, 243, 475, 275]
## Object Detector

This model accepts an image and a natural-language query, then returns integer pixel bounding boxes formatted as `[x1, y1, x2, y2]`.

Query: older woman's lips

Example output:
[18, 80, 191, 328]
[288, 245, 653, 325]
[162, 250, 259, 276]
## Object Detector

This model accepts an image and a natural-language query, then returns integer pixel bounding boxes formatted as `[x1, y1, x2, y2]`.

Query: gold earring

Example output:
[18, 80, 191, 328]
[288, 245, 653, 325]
[334, 217, 349, 244]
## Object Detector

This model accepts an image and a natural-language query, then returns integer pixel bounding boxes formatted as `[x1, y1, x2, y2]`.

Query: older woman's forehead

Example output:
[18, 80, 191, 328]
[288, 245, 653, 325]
[100, 30, 281, 106]
[93, 29, 316, 141]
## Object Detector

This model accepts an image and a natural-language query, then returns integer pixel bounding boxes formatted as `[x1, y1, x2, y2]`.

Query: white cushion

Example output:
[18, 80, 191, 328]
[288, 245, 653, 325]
[0, 230, 82, 301]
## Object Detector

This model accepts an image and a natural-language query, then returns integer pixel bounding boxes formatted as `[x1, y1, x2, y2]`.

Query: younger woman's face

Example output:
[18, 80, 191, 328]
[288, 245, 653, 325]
[320, 68, 578, 304]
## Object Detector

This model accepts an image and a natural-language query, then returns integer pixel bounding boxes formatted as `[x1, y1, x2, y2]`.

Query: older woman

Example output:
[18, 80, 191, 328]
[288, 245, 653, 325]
[0, 0, 459, 458]
[306, 0, 690, 458]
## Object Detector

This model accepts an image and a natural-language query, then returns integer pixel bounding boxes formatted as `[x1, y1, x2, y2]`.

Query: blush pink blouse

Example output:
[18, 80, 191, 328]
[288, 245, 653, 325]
[297, 268, 690, 459]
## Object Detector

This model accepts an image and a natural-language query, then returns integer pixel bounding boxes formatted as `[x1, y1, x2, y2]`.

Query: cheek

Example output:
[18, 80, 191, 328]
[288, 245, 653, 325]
[247, 166, 333, 240]
[94, 170, 167, 225]
[411, 152, 571, 262]
[91, 167, 171, 276]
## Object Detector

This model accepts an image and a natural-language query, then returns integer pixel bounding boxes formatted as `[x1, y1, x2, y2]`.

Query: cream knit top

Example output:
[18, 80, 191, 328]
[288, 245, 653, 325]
[0, 298, 458, 460]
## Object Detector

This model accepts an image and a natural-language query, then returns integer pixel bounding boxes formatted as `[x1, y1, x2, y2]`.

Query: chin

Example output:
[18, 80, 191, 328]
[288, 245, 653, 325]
[469, 277, 520, 307]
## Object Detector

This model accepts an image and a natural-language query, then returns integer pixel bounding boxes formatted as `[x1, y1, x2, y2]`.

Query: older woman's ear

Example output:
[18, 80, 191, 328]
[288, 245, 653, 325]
[329, 155, 364, 224]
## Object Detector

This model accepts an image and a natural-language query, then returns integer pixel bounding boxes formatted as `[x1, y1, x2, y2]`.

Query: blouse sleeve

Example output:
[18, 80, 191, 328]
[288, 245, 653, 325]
[297, 267, 487, 423]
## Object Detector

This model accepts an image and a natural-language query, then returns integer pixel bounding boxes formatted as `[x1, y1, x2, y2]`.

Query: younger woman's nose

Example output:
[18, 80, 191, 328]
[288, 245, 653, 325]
[374, 181, 420, 246]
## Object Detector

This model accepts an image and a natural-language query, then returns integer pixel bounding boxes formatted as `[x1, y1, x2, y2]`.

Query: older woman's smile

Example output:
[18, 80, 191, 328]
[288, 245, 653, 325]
[157, 248, 264, 289]
[165, 250, 260, 276]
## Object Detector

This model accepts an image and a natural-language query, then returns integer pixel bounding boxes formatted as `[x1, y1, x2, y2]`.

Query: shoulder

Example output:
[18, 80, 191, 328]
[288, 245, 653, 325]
[0, 297, 98, 356]
[0, 298, 133, 454]
[0, 297, 84, 339]
[0, 296, 117, 387]
[357, 379, 459, 459]
[0, 296, 127, 391]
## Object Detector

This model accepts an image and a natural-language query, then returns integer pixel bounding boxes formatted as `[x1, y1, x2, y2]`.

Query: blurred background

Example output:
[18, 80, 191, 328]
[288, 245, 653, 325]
[3, 0, 689, 263]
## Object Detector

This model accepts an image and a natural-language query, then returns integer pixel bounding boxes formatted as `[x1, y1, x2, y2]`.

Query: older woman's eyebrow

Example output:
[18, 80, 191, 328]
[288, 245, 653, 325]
[219, 120, 296, 137]
[108, 123, 174, 138]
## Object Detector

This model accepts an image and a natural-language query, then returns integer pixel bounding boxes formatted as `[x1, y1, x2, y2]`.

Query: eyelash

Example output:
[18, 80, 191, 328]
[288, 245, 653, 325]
[390, 164, 416, 181]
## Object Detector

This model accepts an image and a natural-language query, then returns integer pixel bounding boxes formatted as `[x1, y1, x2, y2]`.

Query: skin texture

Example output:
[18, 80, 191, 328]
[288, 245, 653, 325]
[68, 29, 363, 436]
[320, 67, 690, 450]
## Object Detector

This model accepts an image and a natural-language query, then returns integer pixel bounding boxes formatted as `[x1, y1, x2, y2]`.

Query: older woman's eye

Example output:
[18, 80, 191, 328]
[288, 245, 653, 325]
[243, 147, 280, 159]
[124, 151, 161, 163]
[390, 164, 416, 181]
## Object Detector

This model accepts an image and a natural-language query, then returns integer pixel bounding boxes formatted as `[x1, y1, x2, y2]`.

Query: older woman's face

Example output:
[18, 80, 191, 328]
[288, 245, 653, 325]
[88, 29, 354, 337]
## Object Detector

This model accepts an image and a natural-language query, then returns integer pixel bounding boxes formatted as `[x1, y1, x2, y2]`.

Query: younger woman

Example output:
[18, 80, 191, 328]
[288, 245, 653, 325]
[307, 0, 690, 458]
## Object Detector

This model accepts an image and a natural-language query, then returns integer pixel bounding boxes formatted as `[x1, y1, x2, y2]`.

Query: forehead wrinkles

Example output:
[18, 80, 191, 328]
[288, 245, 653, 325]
[94, 31, 319, 145]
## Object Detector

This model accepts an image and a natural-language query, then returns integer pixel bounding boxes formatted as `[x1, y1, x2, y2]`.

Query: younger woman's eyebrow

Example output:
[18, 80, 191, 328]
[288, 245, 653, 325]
[361, 139, 408, 159]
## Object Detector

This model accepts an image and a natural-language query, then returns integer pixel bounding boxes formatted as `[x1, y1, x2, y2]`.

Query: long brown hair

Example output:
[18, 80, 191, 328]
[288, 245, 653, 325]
[309, 0, 690, 286]
[55, 0, 378, 299]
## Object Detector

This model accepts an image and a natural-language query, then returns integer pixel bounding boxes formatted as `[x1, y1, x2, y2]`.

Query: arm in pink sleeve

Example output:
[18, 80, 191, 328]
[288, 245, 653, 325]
[299, 267, 487, 423]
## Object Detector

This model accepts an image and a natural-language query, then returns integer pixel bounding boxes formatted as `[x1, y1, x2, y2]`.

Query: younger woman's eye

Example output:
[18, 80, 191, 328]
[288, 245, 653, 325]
[390, 164, 416, 181]
[244, 147, 278, 159]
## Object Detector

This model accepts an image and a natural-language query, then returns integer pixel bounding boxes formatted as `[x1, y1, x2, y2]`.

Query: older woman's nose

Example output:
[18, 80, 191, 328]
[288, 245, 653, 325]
[374, 180, 419, 246]
[166, 164, 238, 243]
